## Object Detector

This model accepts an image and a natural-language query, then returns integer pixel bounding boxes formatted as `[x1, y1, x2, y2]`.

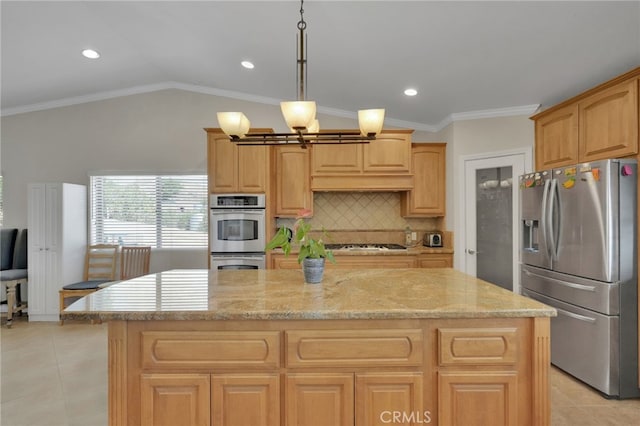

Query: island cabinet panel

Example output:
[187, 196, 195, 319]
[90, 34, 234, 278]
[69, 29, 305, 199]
[140, 331, 280, 370]
[285, 329, 423, 368]
[113, 316, 549, 426]
[578, 78, 638, 162]
[206, 129, 270, 194]
[437, 327, 518, 366]
[437, 371, 518, 426]
[273, 145, 313, 217]
[140, 373, 211, 426]
[401, 143, 446, 217]
[211, 374, 280, 426]
[286, 373, 355, 426]
[355, 373, 425, 426]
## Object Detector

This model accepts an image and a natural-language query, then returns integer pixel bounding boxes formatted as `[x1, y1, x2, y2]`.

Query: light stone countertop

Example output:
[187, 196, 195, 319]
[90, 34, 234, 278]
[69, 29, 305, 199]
[63, 268, 556, 321]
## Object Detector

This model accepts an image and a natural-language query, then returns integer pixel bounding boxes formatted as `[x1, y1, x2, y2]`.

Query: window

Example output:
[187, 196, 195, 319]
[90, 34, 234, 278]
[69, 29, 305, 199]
[90, 174, 207, 248]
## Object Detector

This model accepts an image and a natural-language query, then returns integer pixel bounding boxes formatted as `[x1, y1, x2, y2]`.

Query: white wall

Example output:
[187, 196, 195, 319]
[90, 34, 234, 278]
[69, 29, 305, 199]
[2, 88, 531, 272]
[440, 115, 535, 270]
[1, 89, 437, 270]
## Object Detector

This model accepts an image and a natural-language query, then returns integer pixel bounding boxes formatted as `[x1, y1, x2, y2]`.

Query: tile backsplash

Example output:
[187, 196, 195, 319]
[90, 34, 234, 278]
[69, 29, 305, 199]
[276, 192, 440, 231]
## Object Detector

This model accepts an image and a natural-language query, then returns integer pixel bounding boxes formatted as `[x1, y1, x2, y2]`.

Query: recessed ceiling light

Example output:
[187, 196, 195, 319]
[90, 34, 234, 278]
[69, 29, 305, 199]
[82, 49, 100, 59]
[404, 88, 418, 97]
[241, 61, 255, 69]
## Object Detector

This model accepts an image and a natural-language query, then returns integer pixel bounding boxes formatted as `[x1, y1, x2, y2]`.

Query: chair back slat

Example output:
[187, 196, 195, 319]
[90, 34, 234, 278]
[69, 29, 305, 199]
[84, 244, 119, 281]
[120, 246, 151, 280]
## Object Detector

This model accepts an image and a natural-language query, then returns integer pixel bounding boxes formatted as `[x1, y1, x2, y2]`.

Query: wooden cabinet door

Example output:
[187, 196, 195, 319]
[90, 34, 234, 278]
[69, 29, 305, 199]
[270, 254, 300, 269]
[212, 374, 279, 426]
[208, 132, 238, 193]
[401, 143, 446, 217]
[274, 146, 312, 217]
[326, 256, 417, 269]
[355, 373, 424, 426]
[534, 104, 579, 170]
[286, 373, 355, 426]
[140, 374, 211, 426]
[237, 145, 268, 193]
[417, 254, 452, 268]
[363, 132, 412, 173]
[312, 144, 362, 174]
[438, 371, 518, 426]
[579, 78, 638, 162]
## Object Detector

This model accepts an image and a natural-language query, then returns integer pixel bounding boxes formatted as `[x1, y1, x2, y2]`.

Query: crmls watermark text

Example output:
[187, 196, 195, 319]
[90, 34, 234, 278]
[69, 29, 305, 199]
[379, 410, 432, 424]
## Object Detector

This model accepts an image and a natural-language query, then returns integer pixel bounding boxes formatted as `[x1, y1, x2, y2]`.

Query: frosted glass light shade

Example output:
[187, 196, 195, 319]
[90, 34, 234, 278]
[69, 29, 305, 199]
[217, 112, 250, 138]
[281, 101, 316, 130]
[358, 109, 385, 136]
[306, 119, 320, 133]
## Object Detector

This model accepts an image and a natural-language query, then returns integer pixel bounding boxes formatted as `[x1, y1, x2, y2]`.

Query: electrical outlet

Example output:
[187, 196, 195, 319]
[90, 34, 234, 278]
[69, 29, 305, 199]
[411, 231, 417, 241]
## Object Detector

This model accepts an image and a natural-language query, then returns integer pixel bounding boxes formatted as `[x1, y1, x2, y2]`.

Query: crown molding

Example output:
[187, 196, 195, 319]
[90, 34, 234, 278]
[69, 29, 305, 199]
[433, 104, 541, 132]
[1, 82, 540, 134]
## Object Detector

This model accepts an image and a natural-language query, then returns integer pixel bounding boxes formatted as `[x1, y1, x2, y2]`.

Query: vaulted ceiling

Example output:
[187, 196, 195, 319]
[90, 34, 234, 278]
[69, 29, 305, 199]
[2, 1, 639, 131]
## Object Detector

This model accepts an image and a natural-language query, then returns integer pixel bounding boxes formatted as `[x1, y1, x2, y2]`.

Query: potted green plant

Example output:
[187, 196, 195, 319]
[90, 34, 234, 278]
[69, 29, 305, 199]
[265, 209, 335, 283]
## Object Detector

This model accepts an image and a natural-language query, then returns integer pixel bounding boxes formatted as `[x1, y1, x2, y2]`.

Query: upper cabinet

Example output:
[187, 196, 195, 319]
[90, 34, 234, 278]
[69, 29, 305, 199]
[273, 145, 313, 217]
[401, 143, 446, 217]
[206, 128, 270, 194]
[534, 104, 579, 169]
[311, 130, 414, 191]
[532, 67, 639, 170]
[579, 78, 638, 162]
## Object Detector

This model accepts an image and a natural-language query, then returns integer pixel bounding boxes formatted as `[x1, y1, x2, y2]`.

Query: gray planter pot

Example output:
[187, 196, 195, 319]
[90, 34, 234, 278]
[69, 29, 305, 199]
[302, 257, 325, 284]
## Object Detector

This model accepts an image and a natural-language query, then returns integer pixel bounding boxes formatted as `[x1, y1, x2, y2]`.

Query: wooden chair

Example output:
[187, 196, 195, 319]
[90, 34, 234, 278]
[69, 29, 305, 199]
[59, 244, 118, 325]
[120, 246, 151, 280]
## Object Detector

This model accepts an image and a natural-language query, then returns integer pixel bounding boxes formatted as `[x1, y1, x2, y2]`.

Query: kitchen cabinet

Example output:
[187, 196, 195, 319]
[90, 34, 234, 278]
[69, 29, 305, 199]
[27, 183, 86, 322]
[311, 130, 414, 191]
[417, 253, 453, 268]
[286, 373, 354, 426]
[140, 373, 279, 426]
[579, 77, 638, 162]
[401, 143, 446, 217]
[273, 145, 313, 217]
[532, 67, 639, 170]
[110, 314, 547, 426]
[270, 253, 453, 269]
[534, 104, 579, 169]
[206, 128, 269, 194]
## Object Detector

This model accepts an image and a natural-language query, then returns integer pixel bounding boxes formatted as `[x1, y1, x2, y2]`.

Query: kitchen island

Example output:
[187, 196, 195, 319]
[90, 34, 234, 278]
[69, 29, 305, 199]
[64, 268, 556, 426]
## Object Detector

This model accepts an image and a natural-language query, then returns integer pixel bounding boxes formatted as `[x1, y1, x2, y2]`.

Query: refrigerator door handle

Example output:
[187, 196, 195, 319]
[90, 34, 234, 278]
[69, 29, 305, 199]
[541, 178, 551, 258]
[523, 269, 597, 292]
[556, 307, 597, 324]
[547, 178, 559, 260]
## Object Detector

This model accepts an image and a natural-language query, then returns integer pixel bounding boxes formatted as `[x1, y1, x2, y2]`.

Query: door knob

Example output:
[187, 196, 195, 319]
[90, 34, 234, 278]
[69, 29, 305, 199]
[467, 249, 476, 255]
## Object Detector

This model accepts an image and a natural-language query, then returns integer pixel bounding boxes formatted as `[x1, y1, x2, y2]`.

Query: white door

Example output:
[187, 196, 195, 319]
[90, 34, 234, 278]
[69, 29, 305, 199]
[462, 150, 530, 293]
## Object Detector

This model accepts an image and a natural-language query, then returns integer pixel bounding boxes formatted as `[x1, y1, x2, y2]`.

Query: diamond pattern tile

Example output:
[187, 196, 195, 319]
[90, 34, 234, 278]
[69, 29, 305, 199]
[276, 192, 440, 231]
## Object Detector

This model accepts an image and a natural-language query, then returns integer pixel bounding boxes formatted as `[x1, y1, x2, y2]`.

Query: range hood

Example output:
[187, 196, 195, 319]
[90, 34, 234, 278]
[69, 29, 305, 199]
[311, 174, 414, 192]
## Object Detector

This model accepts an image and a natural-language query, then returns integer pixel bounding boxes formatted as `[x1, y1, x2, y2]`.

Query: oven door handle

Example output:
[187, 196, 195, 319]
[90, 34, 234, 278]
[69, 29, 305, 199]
[210, 210, 265, 216]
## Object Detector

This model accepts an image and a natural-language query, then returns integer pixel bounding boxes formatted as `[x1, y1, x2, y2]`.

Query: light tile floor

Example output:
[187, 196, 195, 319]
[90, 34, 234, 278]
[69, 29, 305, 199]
[2, 316, 640, 426]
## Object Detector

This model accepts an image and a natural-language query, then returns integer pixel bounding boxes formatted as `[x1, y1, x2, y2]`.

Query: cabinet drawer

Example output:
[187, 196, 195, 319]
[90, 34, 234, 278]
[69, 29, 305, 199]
[438, 328, 518, 366]
[286, 329, 422, 368]
[141, 331, 280, 370]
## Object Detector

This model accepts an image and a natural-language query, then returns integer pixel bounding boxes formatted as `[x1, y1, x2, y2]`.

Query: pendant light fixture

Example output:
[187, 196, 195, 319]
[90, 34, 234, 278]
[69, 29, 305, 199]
[217, 0, 385, 148]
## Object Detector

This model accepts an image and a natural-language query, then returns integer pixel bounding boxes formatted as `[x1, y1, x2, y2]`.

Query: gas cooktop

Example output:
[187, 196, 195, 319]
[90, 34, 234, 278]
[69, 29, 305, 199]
[324, 243, 407, 251]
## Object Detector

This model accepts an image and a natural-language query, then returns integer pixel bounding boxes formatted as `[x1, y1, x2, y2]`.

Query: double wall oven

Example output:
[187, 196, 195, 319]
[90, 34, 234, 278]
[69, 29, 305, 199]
[209, 194, 266, 270]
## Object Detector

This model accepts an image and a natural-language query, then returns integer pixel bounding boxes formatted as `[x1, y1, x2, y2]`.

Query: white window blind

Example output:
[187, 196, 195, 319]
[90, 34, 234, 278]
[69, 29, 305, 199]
[90, 174, 207, 248]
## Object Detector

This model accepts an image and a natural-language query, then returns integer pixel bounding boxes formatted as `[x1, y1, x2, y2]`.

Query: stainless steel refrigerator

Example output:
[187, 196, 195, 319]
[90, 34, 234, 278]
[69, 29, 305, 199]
[519, 158, 639, 398]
